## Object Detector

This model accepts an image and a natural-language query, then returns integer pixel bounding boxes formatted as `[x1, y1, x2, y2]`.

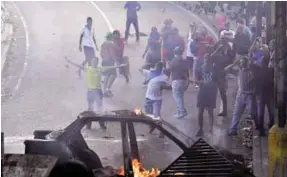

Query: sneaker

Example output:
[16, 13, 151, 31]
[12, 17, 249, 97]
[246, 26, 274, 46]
[196, 129, 204, 137]
[218, 112, 227, 117]
[174, 112, 188, 119]
[227, 130, 238, 136]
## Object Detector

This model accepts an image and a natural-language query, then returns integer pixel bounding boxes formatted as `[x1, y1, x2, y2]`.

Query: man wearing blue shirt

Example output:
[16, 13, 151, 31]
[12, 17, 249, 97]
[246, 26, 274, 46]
[124, 1, 141, 42]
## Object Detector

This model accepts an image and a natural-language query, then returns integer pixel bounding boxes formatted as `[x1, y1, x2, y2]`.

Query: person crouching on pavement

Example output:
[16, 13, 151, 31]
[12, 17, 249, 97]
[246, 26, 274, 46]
[113, 30, 130, 83]
[167, 46, 189, 119]
[226, 56, 257, 136]
[101, 32, 117, 97]
[141, 27, 161, 71]
[194, 51, 217, 136]
[144, 62, 168, 118]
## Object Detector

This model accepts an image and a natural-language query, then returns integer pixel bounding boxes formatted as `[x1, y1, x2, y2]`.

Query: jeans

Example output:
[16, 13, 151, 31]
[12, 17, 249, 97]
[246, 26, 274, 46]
[87, 89, 103, 111]
[86, 89, 105, 128]
[144, 98, 162, 117]
[256, 91, 275, 129]
[125, 18, 139, 41]
[217, 75, 228, 115]
[230, 90, 256, 132]
[172, 80, 188, 116]
[193, 59, 203, 81]
[82, 46, 95, 66]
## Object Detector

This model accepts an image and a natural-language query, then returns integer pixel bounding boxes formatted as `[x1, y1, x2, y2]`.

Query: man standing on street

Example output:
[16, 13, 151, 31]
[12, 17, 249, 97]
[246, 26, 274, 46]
[124, 1, 141, 43]
[167, 47, 189, 119]
[79, 17, 99, 77]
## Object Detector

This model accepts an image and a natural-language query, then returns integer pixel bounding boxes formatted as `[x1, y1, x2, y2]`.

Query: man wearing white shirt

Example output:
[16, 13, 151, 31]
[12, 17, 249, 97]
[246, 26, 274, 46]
[144, 64, 169, 118]
[79, 17, 99, 76]
[220, 22, 235, 48]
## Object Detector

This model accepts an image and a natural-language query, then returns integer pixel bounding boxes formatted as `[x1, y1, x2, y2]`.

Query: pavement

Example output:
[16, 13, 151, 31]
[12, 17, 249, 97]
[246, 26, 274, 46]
[1, 1, 262, 174]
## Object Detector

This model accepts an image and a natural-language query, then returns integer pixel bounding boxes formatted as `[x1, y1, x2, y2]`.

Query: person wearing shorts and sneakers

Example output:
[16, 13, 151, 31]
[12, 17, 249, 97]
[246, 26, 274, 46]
[167, 46, 189, 119]
[78, 17, 99, 77]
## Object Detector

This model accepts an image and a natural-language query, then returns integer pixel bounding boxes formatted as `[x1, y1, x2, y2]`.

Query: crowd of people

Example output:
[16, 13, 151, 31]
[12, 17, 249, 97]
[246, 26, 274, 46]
[70, 1, 277, 138]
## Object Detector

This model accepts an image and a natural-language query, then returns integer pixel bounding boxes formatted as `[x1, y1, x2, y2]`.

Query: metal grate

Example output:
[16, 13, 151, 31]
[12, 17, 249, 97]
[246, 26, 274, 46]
[158, 138, 233, 177]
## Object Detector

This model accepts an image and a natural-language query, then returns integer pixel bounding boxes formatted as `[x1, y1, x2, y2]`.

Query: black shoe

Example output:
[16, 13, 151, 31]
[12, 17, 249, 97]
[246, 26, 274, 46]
[218, 112, 227, 117]
[227, 130, 238, 136]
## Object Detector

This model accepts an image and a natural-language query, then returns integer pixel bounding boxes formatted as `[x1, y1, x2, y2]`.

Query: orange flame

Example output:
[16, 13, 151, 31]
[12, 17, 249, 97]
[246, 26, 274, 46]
[134, 108, 143, 116]
[117, 158, 160, 177]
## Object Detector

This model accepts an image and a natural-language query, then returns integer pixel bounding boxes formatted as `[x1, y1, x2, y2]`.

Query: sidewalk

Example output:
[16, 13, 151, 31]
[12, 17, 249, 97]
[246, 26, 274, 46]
[1, 2, 13, 72]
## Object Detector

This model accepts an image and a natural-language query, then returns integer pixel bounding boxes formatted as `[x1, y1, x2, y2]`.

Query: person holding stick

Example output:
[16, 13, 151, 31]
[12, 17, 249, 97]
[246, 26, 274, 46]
[66, 57, 126, 129]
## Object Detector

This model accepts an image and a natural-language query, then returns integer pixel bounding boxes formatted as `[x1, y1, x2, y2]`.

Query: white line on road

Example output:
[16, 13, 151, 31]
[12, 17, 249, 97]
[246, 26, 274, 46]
[89, 1, 114, 32]
[11, 2, 30, 96]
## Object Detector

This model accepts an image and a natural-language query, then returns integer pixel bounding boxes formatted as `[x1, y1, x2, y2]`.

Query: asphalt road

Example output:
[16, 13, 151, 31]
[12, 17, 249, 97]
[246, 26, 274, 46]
[2, 1, 243, 170]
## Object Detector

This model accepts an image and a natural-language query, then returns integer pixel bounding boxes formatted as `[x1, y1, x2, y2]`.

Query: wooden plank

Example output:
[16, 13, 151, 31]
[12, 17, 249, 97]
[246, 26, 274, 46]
[3, 154, 58, 177]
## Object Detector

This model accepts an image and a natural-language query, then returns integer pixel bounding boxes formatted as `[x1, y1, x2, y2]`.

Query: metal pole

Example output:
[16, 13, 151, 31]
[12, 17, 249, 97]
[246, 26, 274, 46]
[256, 2, 263, 38]
[274, 1, 287, 128]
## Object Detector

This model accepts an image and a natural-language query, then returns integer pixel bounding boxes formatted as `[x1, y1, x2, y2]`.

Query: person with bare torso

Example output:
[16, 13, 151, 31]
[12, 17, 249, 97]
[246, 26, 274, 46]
[101, 32, 117, 97]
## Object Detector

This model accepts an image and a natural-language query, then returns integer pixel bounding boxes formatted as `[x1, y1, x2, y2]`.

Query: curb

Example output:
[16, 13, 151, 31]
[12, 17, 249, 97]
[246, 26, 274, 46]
[1, 23, 13, 72]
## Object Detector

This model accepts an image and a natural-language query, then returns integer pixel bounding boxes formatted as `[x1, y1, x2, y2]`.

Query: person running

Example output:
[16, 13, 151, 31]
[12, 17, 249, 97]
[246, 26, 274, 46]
[124, 1, 141, 42]
[101, 32, 117, 97]
[167, 46, 189, 119]
[194, 51, 217, 136]
[141, 27, 161, 71]
[113, 30, 130, 83]
[160, 18, 174, 66]
[65, 58, 126, 129]
[78, 17, 99, 77]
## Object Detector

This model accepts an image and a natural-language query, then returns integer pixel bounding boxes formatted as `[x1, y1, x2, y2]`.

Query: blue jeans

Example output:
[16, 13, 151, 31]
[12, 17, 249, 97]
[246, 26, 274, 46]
[172, 80, 188, 116]
[193, 59, 203, 80]
[87, 89, 103, 111]
[230, 90, 256, 132]
[144, 98, 162, 117]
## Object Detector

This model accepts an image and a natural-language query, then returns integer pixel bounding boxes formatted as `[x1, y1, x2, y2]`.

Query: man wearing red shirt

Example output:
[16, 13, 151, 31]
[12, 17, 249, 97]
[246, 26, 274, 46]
[113, 30, 130, 83]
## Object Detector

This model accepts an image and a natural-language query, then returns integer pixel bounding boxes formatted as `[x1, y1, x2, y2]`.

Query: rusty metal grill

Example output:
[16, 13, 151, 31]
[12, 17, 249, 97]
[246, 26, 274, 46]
[158, 138, 233, 177]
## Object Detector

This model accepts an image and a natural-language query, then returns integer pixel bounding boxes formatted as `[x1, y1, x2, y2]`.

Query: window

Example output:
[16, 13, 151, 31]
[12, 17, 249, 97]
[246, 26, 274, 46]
[133, 122, 183, 170]
[81, 122, 124, 169]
